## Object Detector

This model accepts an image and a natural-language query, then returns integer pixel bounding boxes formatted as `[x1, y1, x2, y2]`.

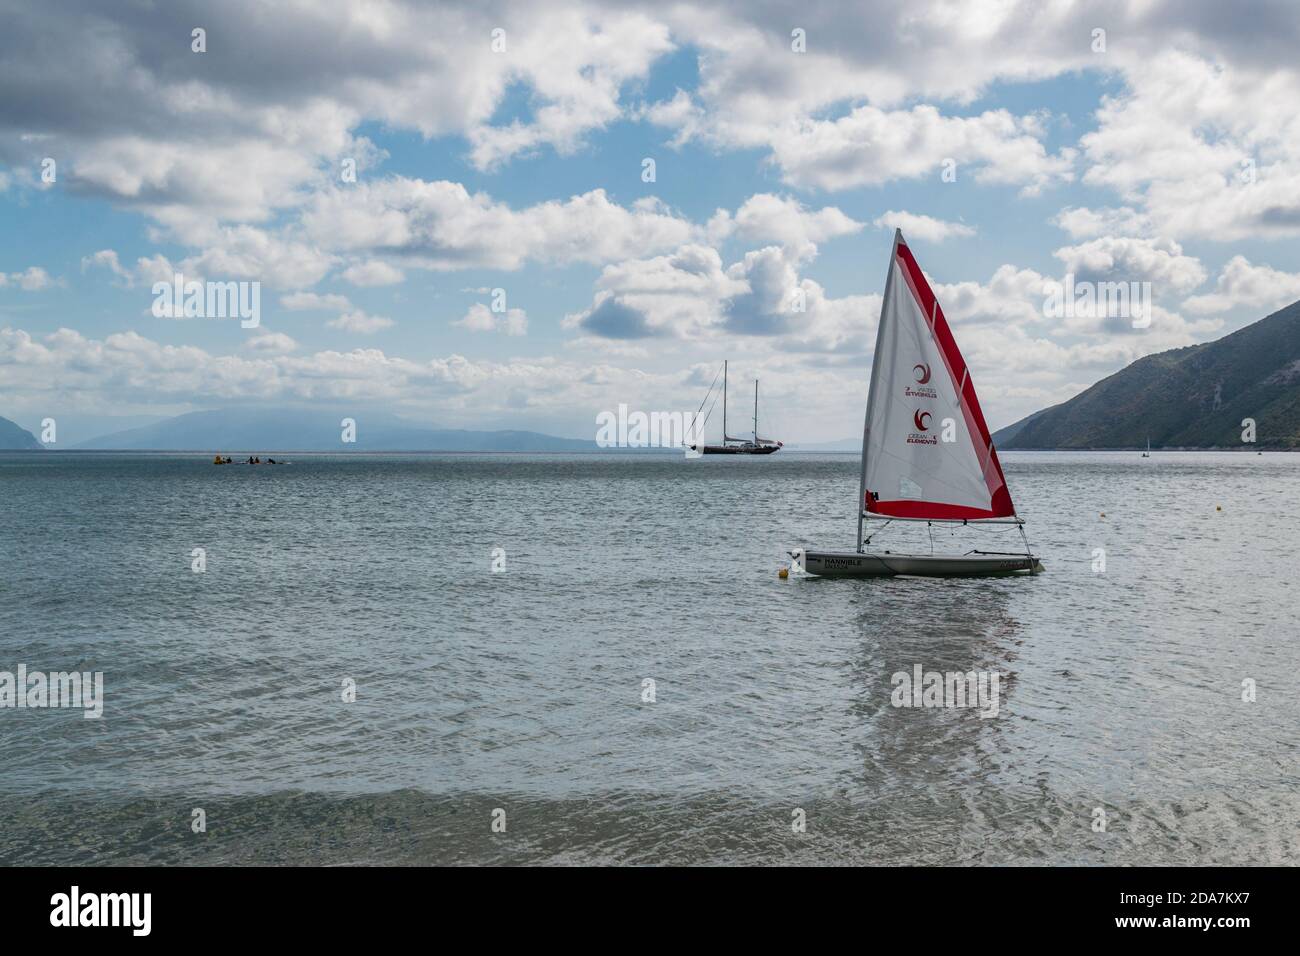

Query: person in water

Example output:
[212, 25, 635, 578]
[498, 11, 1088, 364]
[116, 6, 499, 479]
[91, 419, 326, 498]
[267, 457, 276, 464]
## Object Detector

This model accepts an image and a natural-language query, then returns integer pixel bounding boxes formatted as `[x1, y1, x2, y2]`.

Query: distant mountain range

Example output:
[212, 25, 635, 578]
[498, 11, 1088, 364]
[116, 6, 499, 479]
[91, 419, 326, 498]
[0, 416, 41, 449]
[70, 408, 598, 452]
[995, 300, 1300, 450]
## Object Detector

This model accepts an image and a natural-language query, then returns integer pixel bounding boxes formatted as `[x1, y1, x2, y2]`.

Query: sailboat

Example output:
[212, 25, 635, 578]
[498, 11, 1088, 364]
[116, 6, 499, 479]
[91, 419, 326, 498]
[689, 360, 783, 455]
[791, 230, 1042, 577]
[1142, 437, 1151, 458]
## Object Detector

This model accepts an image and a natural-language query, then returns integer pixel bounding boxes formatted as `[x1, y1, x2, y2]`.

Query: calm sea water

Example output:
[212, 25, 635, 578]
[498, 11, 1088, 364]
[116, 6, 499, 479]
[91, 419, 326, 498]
[1, 450, 1296, 865]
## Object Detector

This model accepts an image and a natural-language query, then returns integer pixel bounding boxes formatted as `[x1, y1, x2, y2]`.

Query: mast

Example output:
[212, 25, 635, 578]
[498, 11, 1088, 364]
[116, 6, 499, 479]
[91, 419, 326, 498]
[723, 360, 728, 444]
[753, 379, 759, 443]
[858, 229, 902, 552]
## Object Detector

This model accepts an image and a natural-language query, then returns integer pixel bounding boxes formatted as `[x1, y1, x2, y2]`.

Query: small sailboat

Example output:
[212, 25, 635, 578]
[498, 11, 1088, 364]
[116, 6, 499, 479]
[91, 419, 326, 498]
[791, 230, 1042, 577]
[1141, 437, 1151, 458]
[688, 360, 783, 455]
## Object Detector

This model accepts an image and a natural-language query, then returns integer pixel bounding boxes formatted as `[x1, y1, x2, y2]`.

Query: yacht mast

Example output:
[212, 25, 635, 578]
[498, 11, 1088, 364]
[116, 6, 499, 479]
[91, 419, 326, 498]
[722, 360, 728, 445]
[753, 379, 759, 443]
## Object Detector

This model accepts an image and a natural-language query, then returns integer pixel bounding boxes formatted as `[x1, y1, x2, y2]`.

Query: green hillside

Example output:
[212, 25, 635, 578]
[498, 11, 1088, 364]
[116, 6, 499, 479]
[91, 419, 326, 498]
[996, 300, 1300, 449]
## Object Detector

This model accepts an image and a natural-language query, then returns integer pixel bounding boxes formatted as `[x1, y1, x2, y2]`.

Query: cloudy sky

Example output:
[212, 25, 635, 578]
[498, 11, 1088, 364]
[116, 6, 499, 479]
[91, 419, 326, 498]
[3, 0, 1300, 442]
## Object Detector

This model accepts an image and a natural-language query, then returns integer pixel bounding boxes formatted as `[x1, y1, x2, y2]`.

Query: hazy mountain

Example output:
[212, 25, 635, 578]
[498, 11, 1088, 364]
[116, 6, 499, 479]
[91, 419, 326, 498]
[77, 408, 597, 452]
[995, 300, 1300, 449]
[0, 416, 42, 450]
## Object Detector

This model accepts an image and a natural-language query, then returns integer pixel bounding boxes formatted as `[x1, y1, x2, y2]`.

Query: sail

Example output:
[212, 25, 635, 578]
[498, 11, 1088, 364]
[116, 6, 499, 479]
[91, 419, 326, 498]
[861, 231, 1014, 520]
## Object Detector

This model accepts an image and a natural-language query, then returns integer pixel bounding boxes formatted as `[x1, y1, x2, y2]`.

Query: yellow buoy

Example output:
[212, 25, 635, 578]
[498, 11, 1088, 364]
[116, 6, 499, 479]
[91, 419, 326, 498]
[778, 567, 789, 579]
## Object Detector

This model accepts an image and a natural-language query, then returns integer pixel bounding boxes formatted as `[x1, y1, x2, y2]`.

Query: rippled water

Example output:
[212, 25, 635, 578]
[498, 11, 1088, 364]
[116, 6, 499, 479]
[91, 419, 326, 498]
[1, 450, 1296, 865]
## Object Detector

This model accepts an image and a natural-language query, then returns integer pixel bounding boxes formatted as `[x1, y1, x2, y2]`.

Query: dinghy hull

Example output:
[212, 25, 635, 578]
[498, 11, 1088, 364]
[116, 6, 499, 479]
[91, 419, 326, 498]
[794, 549, 1042, 578]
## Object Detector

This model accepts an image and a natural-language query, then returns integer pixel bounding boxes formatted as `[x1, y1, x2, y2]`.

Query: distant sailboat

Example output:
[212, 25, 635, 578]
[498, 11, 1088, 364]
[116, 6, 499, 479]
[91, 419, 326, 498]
[1142, 437, 1151, 457]
[791, 230, 1042, 577]
[688, 360, 783, 455]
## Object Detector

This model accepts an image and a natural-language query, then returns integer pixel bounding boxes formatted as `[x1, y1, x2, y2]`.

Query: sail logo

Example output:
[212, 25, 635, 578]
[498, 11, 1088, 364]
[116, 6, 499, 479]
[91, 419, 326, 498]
[595, 404, 704, 456]
[907, 408, 937, 445]
[891, 664, 1002, 718]
[1043, 273, 1152, 329]
[904, 361, 938, 399]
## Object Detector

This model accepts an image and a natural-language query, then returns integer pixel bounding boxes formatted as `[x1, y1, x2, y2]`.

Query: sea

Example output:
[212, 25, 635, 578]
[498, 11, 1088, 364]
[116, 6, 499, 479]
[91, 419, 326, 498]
[0, 450, 1296, 865]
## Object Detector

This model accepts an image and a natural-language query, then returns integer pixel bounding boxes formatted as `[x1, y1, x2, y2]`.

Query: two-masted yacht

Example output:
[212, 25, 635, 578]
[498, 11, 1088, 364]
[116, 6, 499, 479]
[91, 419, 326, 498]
[688, 360, 783, 455]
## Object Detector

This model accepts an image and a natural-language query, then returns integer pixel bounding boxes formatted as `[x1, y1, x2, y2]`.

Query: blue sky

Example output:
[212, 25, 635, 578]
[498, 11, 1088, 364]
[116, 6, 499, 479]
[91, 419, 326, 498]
[4, 1, 1300, 443]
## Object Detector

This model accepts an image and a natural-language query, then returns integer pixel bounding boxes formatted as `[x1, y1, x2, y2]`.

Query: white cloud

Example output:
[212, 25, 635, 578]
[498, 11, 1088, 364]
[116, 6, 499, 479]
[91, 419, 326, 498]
[8, 0, 1300, 252]
[1052, 206, 1153, 240]
[244, 332, 298, 354]
[1053, 237, 1207, 296]
[708, 194, 863, 257]
[464, 10, 674, 169]
[0, 2, 677, 230]
[563, 242, 875, 353]
[454, 302, 528, 336]
[0, 324, 647, 429]
[874, 211, 975, 242]
[300, 179, 695, 271]
[340, 260, 405, 287]
[81, 249, 133, 286]
[1182, 256, 1300, 315]
[135, 255, 179, 286]
[327, 310, 394, 334]
[1079, 50, 1300, 240]
[281, 292, 354, 312]
[636, 89, 703, 148]
[0, 267, 54, 291]
[765, 105, 1075, 194]
[176, 226, 334, 290]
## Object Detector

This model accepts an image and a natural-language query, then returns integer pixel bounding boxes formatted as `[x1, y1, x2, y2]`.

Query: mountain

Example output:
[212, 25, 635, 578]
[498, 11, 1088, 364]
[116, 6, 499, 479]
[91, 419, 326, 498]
[0, 416, 42, 449]
[990, 406, 1055, 448]
[77, 408, 597, 452]
[995, 300, 1300, 449]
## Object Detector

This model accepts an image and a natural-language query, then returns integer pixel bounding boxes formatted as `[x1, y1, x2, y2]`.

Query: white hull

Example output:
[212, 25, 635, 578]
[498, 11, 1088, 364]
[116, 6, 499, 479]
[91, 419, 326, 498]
[795, 548, 1042, 578]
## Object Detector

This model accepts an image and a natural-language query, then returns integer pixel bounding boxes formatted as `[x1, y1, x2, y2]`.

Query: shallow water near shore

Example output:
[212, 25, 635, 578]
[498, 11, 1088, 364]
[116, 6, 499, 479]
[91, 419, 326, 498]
[1, 450, 1296, 864]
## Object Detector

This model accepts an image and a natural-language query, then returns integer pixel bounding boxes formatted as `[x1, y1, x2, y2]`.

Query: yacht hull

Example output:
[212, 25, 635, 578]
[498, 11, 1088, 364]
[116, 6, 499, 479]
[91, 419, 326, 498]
[699, 443, 781, 455]
[794, 549, 1042, 578]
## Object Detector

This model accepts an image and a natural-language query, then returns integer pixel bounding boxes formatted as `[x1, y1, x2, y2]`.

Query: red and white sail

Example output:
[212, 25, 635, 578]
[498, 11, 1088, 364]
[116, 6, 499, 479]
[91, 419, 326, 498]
[860, 231, 1014, 520]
